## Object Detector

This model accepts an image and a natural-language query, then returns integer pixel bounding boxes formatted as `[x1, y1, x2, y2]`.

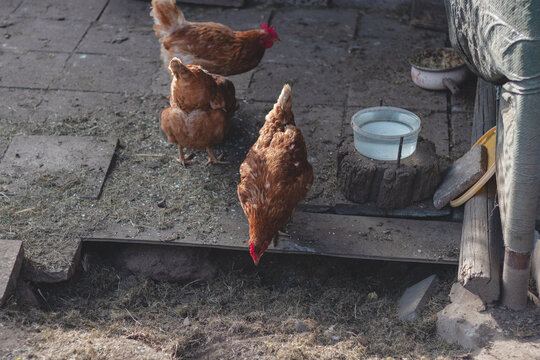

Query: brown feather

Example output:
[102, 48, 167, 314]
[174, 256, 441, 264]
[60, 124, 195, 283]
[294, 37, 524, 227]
[238, 85, 313, 262]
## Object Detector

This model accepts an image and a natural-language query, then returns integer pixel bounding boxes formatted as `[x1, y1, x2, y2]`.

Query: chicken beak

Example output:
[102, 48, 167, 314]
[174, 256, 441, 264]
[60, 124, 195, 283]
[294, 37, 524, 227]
[253, 258, 259, 266]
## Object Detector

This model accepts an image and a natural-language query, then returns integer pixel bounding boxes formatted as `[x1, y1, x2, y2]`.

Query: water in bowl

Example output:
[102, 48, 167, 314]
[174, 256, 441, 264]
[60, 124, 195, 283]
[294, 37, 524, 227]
[354, 119, 417, 160]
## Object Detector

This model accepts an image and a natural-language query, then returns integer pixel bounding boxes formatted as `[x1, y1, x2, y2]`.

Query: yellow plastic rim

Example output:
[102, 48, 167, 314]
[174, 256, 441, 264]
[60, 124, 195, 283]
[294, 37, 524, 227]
[449, 126, 496, 207]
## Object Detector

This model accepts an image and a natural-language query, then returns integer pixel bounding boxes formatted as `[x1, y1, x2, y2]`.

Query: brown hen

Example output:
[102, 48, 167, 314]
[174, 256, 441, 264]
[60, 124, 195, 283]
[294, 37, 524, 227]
[237, 84, 313, 266]
[150, 0, 279, 76]
[160, 58, 238, 166]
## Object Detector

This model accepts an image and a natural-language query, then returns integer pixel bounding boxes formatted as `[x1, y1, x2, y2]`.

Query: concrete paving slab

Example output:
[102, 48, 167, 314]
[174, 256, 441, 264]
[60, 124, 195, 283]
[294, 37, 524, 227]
[53, 53, 159, 93]
[0, 0, 22, 17]
[31, 90, 133, 123]
[0, 239, 23, 307]
[99, 0, 154, 26]
[249, 63, 348, 106]
[271, 8, 357, 44]
[450, 111, 473, 159]
[295, 105, 343, 205]
[416, 110, 449, 157]
[0, 88, 43, 124]
[263, 40, 349, 67]
[184, 7, 271, 29]
[0, 135, 117, 199]
[228, 70, 255, 100]
[1, 17, 89, 52]
[358, 11, 414, 39]
[0, 49, 69, 89]
[348, 77, 447, 112]
[77, 23, 158, 58]
[14, 0, 108, 21]
[334, 0, 408, 8]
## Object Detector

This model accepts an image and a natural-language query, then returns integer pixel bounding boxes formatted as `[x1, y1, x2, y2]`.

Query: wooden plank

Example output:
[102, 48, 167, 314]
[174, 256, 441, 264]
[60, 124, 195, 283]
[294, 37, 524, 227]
[85, 210, 461, 264]
[458, 79, 502, 303]
[0, 240, 24, 307]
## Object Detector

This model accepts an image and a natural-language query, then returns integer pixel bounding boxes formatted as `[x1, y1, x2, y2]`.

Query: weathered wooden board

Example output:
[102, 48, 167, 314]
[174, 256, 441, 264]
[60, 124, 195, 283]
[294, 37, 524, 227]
[0, 135, 117, 199]
[85, 210, 461, 264]
[458, 79, 502, 303]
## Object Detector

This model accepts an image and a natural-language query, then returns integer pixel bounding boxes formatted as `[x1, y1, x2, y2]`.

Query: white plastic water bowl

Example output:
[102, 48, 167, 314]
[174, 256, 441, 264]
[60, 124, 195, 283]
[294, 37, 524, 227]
[351, 107, 421, 161]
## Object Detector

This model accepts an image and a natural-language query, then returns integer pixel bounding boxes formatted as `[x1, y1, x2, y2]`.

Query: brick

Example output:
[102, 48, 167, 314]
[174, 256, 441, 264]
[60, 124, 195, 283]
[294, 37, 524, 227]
[0, 240, 24, 307]
[398, 274, 438, 321]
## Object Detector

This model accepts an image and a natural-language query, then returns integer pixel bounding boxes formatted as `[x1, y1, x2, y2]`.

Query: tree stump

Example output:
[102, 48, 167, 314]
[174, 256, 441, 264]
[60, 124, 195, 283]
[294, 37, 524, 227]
[337, 137, 440, 209]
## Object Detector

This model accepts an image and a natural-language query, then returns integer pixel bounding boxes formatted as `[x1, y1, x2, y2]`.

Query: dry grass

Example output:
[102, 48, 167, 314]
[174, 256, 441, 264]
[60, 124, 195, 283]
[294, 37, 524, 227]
[1, 251, 468, 359]
[0, 92, 262, 274]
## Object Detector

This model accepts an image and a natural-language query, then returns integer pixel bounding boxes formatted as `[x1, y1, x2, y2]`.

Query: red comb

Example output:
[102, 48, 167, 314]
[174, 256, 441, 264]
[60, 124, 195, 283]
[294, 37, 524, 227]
[260, 23, 278, 39]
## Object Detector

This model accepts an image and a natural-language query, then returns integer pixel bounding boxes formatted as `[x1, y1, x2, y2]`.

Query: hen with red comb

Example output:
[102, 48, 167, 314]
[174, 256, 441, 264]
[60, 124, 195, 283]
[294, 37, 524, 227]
[151, 0, 279, 76]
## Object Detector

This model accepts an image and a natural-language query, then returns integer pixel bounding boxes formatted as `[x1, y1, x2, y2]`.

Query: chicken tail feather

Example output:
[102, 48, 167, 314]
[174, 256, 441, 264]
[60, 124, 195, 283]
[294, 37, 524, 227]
[276, 84, 292, 113]
[150, 0, 186, 38]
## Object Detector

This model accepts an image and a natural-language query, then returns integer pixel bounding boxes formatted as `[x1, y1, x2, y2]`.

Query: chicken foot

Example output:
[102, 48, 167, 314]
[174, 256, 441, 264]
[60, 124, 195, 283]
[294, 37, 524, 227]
[176, 146, 195, 167]
[205, 147, 231, 166]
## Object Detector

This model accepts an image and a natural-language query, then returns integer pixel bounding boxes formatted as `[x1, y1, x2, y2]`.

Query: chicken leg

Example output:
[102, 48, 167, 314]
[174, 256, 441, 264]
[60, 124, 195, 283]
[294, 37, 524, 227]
[176, 146, 195, 167]
[205, 147, 231, 166]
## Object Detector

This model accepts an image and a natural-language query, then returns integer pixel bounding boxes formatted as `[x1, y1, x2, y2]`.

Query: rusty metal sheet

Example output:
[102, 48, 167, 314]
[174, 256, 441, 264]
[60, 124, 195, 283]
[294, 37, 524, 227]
[0, 135, 117, 199]
[85, 209, 461, 264]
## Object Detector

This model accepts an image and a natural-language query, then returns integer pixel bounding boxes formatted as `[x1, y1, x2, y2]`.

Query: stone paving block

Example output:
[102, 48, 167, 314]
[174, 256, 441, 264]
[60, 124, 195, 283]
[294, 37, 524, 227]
[359, 11, 413, 39]
[450, 75, 477, 113]
[437, 283, 496, 351]
[295, 105, 342, 205]
[263, 39, 349, 67]
[184, 7, 271, 29]
[334, 0, 408, 8]
[31, 90, 134, 123]
[0, 239, 24, 307]
[0, 49, 69, 89]
[228, 70, 255, 100]
[14, 0, 108, 21]
[398, 274, 438, 321]
[99, 0, 154, 26]
[348, 77, 447, 112]
[1, 17, 89, 52]
[349, 39, 422, 77]
[416, 110, 449, 157]
[450, 111, 473, 159]
[0, 88, 43, 124]
[272, 8, 357, 44]
[0, 0, 22, 17]
[77, 23, 158, 58]
[0, 135, 117, 199]
[249, 63, 348, 106]
[53, 53, 159, 93]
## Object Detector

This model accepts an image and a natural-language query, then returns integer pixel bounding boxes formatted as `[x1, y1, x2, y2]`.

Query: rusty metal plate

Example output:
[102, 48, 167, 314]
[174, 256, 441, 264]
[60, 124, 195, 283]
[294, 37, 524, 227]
[86, 209, 461, 264]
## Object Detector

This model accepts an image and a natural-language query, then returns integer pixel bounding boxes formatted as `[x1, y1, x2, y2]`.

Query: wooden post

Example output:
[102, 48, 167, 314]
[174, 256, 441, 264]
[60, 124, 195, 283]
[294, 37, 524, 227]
[458, 79, 502, 303]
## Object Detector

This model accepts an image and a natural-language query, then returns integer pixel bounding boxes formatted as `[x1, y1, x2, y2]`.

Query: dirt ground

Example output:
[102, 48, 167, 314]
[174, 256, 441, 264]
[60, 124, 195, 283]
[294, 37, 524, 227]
[2, 244, 470, 360]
